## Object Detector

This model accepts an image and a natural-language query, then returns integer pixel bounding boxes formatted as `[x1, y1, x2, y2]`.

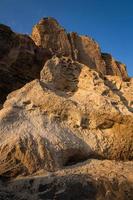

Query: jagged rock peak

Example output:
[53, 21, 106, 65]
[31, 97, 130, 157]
[37, 17, 64, 29]
[31, 17, 72, 57]
[31, 17, 129, 79]
[31, 17, 106, 75]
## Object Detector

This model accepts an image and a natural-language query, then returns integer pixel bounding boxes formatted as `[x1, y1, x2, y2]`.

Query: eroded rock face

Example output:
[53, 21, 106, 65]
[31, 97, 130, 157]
[0, 18, 132, 199]
[0, 160, 133, 200]
[31, 18, 106, 75]
[31, 17, 128, 79]
[0, 24, 51, 104]
[68, 32, 106, 75]
[31, 17, 72, 57]
[0, 18, 129, 105]
[102, 53, 128, 80]
[40, 56, 82, 92]
[0, 57, 132, 178]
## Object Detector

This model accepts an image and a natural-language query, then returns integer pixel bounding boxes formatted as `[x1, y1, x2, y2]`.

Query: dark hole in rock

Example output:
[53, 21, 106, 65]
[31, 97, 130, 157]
[102, 89, 109, 96]
[64, 153, 89, 166]
[97, 120, 114, 129]
[80, 116, 89, 129]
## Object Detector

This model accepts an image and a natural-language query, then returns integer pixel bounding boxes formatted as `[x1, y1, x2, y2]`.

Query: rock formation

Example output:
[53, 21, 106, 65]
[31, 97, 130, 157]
[0, 17, 129, 106]
[102, 53, 128, 80]
[0, 24, 51, 105]
[0, 160, 133, 200]
[0, 17, 133, 200]
[31, 17, 127, 77]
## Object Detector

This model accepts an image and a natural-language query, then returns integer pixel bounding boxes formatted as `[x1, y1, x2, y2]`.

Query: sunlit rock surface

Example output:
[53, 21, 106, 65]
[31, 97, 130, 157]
[0, 18, 132, 200]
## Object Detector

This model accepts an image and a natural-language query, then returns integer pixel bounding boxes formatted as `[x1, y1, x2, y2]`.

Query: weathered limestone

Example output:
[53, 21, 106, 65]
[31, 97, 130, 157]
[0, 24, 51, 104]
[0, 18, 132, 200]
[0, 57, 132, 178]
[102, 53, 128, 80]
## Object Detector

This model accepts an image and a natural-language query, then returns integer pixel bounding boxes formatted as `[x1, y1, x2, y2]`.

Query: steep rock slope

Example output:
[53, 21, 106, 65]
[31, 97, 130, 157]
[31, 17, 128, 79]
[0, 56, 132, 178]
[0, 18, 133, 200]
[0, 18, 129, 106]
[0, 24, 51, 105]
[31, 17, 72, 57]
[102, 53, 128, 80]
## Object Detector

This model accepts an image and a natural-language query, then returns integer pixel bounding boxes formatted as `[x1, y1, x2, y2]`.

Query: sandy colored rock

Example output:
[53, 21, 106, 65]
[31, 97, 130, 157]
[0, 18, 129, 106]
[102, 53, 128, 80]
[0, 56, 132, 178]
[40, 56, 82, 92]
[31, 17, 72, 57]
[68, 32, 106, 75]
[31, 18, 106, 75]
[0, 159, 133, 200]
[31, 18, 129, 80]
[0, 18, 132, 200]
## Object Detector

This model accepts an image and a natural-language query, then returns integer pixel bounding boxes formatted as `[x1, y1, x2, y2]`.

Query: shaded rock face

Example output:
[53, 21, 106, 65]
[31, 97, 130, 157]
[68, 32, 106, 75]
[0, 160, 133, 200]
[0, 24, 51, 104]
[102, 53, 128, 80]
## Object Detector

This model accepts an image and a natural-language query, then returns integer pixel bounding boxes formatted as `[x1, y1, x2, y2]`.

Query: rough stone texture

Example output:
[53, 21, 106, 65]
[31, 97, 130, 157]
[0, 160, 133, 200]
[0, 24, 51, 104]
[0, 57, 132, 179]
[0, 18, 129, 105]
[0, 18, 132, 200]
[31, 17, 72, 57]
[68, 32, 106, 75]
[31, 18, 128, 79]
[40, 56, 82, 92]
[31, 18, 106, 75]
[102, 53, 128, 80]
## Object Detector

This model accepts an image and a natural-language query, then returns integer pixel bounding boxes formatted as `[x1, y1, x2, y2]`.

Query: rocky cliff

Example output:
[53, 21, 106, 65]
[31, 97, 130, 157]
[0, 17, 132, 200]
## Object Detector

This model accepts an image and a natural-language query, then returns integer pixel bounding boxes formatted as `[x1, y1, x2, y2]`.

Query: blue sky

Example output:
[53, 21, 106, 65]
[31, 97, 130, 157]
[0, 0, 133, 76]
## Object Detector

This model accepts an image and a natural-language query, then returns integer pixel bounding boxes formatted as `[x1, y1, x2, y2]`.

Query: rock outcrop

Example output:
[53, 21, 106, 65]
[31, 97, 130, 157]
[31, 17, 72, 57]
[32, 17, 129, 78]
[0, 56, 132, 178]
[0, 18, 129, 106]
[68, 32, 106, 74]
[0, 159, 133, 200]
[0, 17, 132, 200]
[102, 53, 128, 80]
[0, 24, 51, 104]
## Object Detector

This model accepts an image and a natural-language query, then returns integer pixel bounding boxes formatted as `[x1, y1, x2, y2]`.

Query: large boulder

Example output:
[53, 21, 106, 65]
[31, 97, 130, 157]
[0, 57, 132, 178]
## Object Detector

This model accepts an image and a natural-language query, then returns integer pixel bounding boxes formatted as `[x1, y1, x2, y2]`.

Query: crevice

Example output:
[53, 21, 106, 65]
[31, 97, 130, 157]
[64, 154, 89, 166]
[63, 152, 105, 167]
